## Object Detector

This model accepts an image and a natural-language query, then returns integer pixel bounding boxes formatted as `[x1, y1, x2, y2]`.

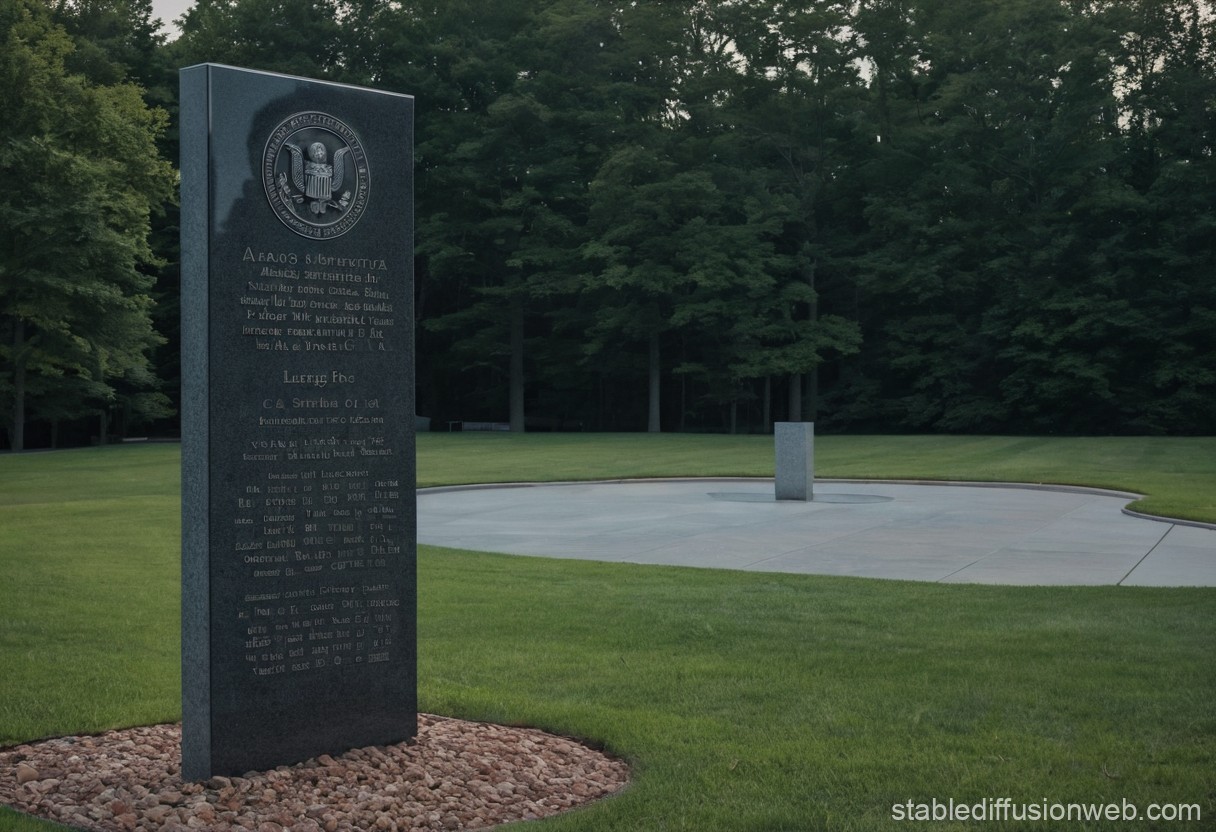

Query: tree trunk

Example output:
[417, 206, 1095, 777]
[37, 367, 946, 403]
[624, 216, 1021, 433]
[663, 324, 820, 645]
[730, 399, 738, 435]
[647, 331, 661, 433]
[808, 366, 819, 423]
[597, 372, 604, 431]
[788, 373, 802, 422]
[678, 335, 687, 432]
[509, 296, 525, 432]
[679, 373, 686, 433]
[94, 345, 108, 446]
[762, 376, 772, 433]
[11, 319, 25, 452]
[806, 256, 818, 423]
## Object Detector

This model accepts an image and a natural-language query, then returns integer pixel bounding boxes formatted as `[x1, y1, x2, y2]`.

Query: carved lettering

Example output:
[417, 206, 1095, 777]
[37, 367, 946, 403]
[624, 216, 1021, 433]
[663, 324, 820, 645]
[222, 237, 408, 683]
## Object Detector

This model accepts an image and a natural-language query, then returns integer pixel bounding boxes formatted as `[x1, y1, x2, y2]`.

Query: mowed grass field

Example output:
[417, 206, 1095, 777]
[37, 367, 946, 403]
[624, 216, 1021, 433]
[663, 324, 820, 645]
[1, 435, 1214, 831]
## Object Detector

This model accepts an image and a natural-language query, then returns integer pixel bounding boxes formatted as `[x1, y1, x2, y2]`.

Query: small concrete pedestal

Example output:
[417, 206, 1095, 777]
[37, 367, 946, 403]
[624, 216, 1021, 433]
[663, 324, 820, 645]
[775, 422, 814, 501]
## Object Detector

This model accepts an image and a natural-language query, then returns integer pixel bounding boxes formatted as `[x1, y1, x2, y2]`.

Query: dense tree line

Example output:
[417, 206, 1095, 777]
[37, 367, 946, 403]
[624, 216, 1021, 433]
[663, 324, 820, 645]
[2, 0, 1213, 449]
[1, 0, 174, 450]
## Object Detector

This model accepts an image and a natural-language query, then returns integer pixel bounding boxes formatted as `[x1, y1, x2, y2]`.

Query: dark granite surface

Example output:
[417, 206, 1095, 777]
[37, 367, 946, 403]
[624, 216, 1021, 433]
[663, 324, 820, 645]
[181, 64, 416, 779]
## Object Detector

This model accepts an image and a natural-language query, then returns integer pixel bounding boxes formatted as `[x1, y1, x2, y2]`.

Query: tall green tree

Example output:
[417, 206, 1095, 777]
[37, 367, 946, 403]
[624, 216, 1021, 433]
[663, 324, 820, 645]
[53, 0, 182, 437]
[51, 0, 168, 90]
[170, 0, 345, 78]
[372, 0, 546, 429]
[849, 0, 1116, 430]
[377, 0, 684, 431]
[711, 0, 865, 426]
[583, 144, 704, 433]
[0, 0, 174, 450]
[122, 0, 1213, 436]
[1092, 0, 1216, 433]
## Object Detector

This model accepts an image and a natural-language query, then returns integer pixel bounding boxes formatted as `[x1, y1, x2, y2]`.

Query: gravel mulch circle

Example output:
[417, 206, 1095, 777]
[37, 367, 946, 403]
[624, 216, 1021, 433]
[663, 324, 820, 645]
[0, 714, 630, 831]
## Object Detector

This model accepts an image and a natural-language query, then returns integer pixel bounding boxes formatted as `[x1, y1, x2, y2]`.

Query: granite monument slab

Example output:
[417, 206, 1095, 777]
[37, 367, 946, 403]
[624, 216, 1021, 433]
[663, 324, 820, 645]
[180, 64, 416, 780]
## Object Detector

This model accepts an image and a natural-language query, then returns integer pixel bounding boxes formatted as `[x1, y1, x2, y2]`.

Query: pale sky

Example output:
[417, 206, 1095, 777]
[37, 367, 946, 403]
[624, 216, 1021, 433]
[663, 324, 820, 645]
[151, 0, 193, 36]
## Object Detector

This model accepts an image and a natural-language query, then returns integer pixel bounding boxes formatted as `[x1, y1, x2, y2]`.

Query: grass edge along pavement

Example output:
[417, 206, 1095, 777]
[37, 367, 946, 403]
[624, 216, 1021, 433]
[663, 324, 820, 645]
[410, 433, 1216, 525]
[1, 436, 1214, 831]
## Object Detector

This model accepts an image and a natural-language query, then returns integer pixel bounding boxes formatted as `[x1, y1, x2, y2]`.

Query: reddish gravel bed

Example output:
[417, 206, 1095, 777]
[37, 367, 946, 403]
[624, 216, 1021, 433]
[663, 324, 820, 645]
[0, 714, 629, 831]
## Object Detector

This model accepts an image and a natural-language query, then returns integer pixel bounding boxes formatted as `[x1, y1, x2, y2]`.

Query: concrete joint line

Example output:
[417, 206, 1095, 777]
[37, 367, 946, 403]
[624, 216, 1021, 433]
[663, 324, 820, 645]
[1119, 525, 1176, 586]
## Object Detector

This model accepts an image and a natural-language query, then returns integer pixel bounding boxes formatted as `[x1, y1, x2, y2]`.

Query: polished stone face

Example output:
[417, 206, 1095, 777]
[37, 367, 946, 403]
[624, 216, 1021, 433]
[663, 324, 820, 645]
[180, 64, 416, 779]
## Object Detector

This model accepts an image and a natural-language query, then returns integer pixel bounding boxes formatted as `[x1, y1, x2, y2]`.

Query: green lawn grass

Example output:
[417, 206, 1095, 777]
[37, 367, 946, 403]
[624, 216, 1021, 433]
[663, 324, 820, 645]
[2, 436, 1214, 831]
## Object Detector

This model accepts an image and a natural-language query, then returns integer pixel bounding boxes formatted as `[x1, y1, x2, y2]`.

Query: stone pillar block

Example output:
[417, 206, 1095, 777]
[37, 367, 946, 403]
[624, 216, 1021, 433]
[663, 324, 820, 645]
[775, 422, 814, 501]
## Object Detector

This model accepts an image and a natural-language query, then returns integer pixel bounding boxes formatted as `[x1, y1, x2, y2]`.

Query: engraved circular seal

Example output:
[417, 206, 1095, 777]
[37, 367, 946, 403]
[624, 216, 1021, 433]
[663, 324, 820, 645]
[263, 112, 370, 239]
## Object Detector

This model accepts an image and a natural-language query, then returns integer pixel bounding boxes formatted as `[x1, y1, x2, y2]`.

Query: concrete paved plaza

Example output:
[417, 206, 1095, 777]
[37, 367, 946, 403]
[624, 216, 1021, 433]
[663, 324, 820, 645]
[417, 479, 1216, 586]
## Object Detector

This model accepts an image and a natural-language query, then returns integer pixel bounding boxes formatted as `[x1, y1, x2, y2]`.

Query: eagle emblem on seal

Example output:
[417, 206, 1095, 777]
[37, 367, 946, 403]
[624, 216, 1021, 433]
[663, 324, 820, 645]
[263, 112, 370, 239]
[282, 140, 352, 215]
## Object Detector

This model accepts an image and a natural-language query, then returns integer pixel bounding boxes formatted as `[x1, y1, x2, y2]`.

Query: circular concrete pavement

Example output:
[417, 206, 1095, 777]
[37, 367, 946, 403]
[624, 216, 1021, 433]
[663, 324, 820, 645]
[417, 479, 1216, 586]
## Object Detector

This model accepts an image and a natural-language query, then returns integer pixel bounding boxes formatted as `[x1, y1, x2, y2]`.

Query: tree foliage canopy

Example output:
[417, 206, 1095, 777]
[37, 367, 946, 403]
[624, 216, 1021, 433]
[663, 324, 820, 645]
[1, 0, 175, 450]
[4, 0, 1214, 447]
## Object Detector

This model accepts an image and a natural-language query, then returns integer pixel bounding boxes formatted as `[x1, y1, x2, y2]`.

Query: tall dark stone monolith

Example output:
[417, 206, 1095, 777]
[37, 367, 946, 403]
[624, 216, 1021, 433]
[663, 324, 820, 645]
[180, 64, 416, 780]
